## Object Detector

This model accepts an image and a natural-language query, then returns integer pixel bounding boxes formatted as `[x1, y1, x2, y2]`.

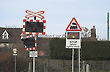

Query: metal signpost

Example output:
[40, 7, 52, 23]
[13, 49, 17, 72]
[21, 10, 46, 72]
[21, 35, 37, 72]
[29, 51, 38, 72]
[66, 17, 82, 72]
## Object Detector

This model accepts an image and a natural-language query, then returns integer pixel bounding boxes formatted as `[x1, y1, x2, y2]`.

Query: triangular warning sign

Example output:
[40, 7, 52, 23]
[66, 17, 82, 31]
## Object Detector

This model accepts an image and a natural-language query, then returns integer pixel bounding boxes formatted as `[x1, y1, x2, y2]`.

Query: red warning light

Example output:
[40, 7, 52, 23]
[75, 33, 78, 36]
[32, 27, 36, 31]
[69, 33, 72, 36]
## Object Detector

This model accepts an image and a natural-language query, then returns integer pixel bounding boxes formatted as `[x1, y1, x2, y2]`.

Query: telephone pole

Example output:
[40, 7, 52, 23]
[107, 12, 109, 41]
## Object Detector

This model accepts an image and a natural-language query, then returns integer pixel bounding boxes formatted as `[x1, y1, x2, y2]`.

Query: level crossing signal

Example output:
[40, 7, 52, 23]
[67, 32, 79, 39]
[25, 21, 44, 33]
[21, 37, 35, 48]
[22, 19, 46, 35]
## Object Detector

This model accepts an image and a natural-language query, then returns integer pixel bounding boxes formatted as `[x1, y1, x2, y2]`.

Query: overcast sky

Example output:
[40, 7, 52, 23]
[0, 0, 110, 39]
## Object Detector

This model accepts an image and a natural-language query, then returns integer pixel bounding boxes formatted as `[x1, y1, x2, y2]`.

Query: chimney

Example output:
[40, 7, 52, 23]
[91, 26, 96, 38]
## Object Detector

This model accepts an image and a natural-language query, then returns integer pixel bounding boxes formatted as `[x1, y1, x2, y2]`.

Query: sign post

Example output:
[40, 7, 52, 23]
[72, 49, 74, 72]
[13, 49, 17, 72]
[78, 48, 80, 72]
[33, 57, 35, 72]
[29, 51, 38, 72]
[66, 17, 82, 72]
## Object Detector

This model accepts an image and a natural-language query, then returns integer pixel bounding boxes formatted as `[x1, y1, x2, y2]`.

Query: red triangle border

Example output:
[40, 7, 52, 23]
[66, 17, 82, 31]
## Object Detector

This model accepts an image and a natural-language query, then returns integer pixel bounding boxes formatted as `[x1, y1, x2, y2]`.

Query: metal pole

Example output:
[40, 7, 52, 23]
[72, 49, 74, 72]
[15, 56, 16, 72]
[78, 49, 80, 72]
[33, 57, 35, 72]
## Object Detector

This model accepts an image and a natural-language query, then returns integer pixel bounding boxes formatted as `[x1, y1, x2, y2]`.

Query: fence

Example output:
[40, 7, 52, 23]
[29, 59, 110, 72]
[1, 55, 110, 72]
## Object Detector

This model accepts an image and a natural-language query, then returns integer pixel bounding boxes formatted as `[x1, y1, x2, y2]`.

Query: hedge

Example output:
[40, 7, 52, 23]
[49, 38, 110, 60]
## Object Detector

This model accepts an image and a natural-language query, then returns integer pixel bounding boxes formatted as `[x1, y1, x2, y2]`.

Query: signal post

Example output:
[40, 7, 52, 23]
[66, 17, 82, 72]
[21, 10, 46, 72]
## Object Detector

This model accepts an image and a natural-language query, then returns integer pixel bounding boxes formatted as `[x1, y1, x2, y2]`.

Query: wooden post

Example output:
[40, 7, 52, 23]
[82, 61, 86, 72]
[28, 62, 32, 72]
[107, 12, 109, 40]
[86, 64, 90, 72]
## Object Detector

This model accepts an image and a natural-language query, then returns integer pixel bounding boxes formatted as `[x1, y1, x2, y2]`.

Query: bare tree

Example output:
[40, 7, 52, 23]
[81, 27, 91, 38]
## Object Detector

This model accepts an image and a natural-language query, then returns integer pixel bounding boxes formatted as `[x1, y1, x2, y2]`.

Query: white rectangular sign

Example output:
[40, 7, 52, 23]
[66, 31, 81, 48]
[29, 51, 38, 57]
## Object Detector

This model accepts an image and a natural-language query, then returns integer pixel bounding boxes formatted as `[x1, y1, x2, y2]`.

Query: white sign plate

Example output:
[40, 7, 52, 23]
[13, 49, 17, 53]
[13, 54, 17, 56]
[66, 31, 81, 48]
[29, 51, 38, 57]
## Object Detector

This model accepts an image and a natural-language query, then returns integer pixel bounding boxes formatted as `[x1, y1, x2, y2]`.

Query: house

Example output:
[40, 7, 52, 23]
[0, 27, 22, 43]
[0, 27, 50, 58]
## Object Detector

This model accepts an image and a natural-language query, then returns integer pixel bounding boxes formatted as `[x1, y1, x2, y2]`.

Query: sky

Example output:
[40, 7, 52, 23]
[0, 0, 110, 39]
